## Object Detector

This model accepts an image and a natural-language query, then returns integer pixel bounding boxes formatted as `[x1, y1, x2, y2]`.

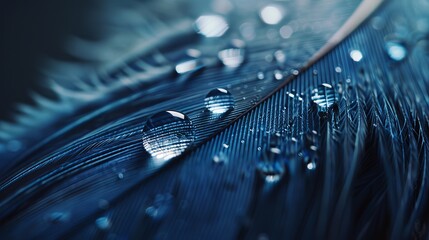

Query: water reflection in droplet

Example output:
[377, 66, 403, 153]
[142, 111, 195, 162]
[204, 88, 235, 114]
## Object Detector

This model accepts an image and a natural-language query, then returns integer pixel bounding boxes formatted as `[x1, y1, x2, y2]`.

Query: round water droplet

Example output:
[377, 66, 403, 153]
[218, 40, 246, 67]
[95, 217, 111, 230]
[350, 50, 363, 62]
[385, 41, 408, 61]
[145, 194, 174, 220]
[257, 71, 265, 80]
[335, 67, 342, 73]
[142, 111, 195, 161]
[260, 5, 284, 25]
[204, 88, 235, 114]
[194, 15, 229, 38]
[257, 147, 285, 183]
[273, 70, 283, 80]
[311, 83, 339, 112]
[279, 25, 293, 39]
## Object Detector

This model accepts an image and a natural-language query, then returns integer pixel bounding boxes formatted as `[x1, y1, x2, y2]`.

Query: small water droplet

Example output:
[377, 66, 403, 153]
[218, 40, 246, 67]
[335, 67, 342, 73]
[302, 131, 319, 171]
[117, 172, 124, 180]
[273, 70, 283, 80]
[95, 217, 111, 230]
[291, 69, 299, 76]
[260, 5, 284, 25]
[350, 50, 363, 62]
[240, 139, 245, 144]
[274, 50, 286, 64]
[145, 194, 174, 220]
[311, 83, 339, 112]
[257, 71, 265, 80]
[279, 25, 293, 39]
[385, 41, 408, 61]
[213, 151, 228, 164]
[46, 212, 70, 223]
[222, 143, 229, 148]
[142, 111, 195, 162]
[204, 88, 235, 114]
[194, 15, 229, 38]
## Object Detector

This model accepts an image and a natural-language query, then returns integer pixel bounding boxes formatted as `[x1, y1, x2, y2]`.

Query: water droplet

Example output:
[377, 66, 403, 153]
[213, 151, 228, 164]
[311, 83, 339, 112]
[218, 40, 246, 67]
[257, 135, 285, 183]
[46, 212, 70, 223]
[335, 67, 342, 73]
[273, 70, 283, 80]
[301, 131, 319, 171]
[291, 69, 299, 76]
[274, 50, 286, 64]
[260, 5, 284, 25]
[257, 71, 265, 80]
[117, 173, 124, 180]
[222, 143, 229, 148]
[142, 111, 195, 162]
[312, 69, 318, 75]
[279, 25, 293, 39]
[145, 194, 174, 220]
[95, 217, 111, 230]
[385, 41, 408, 61]
[240, 139, 245, 144]
[194, 15, 229, 38]
[350, 50, 363, 62]
[204, 88, 235, 114]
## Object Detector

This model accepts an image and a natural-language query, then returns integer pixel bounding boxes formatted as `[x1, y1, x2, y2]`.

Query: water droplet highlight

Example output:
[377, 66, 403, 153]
[204, 88, 235, 114]
[385, 41, 407, 61]
[350, 50, 363, 62]
[142, 111, 195, 162]
[194, 15, 229, 38]
[95, 217, 111, 230]
[260, 5, 284, 25]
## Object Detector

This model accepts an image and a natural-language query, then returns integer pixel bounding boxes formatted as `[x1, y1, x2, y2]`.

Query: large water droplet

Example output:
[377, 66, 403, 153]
[311, 83, 339, 112]
[194, 15, 229, 38]
[142, 111, 195, 162]
[218, 39, 246, 67]
[95, 217, 111, 230]
[204, 88, 235, 114]
[385, 41, 408, 61]
[260, 5, 284, 25]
